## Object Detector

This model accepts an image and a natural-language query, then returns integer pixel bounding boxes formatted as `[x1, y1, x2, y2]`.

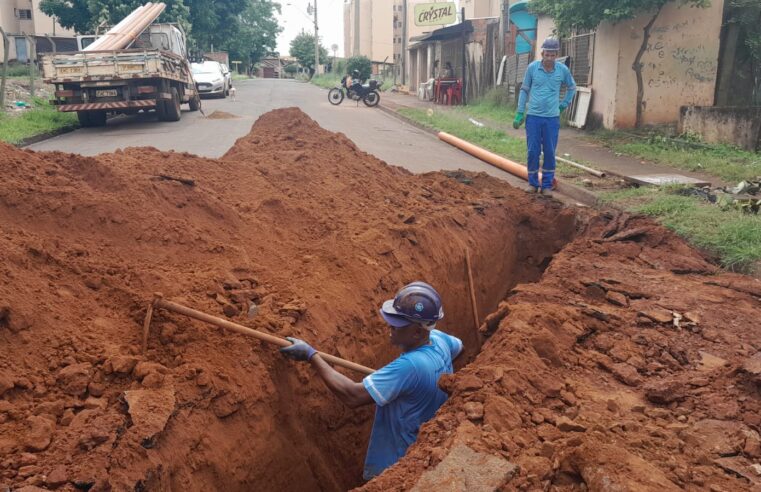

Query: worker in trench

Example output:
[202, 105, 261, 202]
[279, 281, 463, 480]
[513, 37, 577, 197]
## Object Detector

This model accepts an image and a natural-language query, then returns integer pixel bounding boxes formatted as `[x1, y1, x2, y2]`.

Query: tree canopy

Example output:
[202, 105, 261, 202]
[529, 0, 710, 34]
[346, 56, 372, 80]
[288, 32, 327, 74]
[39, 0, 281, 65]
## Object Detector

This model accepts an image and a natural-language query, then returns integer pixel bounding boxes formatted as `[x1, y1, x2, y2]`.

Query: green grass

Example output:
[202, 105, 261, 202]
[232, 72, 252, 81]
[400, 106, 526, 160]
[0, 98, 78, 145]
[0, 64, 32, 78]
[593, 130, 761, 183]
[600, 186, 761, 272]
[397, 106, 583, 177]
[311, 73, 341, 89]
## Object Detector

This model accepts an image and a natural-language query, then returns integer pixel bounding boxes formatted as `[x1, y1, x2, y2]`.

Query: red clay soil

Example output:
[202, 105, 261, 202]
[0, 108, 575, 491]
[2, 107, 760, 491]
[360, 213, 761, 491]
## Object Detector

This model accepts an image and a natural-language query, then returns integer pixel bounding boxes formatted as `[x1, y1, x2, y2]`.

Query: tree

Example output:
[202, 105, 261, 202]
[346, 55, 372, 80]
[530, 0, 710, 127]
[289, 32, 327, 75]
[40, 0, 190, 34]
[39, 0, 281, 68]
[223, 0, 282, 66]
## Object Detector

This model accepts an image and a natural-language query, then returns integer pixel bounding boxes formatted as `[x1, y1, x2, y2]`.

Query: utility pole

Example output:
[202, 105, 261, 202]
[308, 1, 319, 75]
[401, 0, 407, 85]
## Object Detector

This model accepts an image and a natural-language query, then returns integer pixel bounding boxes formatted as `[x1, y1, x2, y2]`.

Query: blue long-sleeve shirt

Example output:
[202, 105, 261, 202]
[518, 60, 577, 117]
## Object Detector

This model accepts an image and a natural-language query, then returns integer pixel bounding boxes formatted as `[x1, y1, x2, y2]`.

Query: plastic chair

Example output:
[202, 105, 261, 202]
[447, 80, 462, 105]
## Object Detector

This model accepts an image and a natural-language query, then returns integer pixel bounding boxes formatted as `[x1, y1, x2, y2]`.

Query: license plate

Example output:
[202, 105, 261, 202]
[58, 67, 82, 74]
[95, 89, 118, 97]
[119, 64, 144, 72]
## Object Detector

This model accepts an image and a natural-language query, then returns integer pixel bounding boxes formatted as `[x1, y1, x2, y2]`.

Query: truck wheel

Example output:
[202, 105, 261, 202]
[77, 111, 91, 127]
[160, 88, 181, 122]
[89, 111, 107, 127]
[188, 94, 200, 111]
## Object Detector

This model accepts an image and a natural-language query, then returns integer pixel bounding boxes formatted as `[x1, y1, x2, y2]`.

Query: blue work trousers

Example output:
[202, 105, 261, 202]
[525, 115, 559, 189]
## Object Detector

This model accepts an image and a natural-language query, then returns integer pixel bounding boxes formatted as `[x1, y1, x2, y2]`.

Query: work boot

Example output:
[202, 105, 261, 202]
[540, 188, 553, 198]
[526, 185, 538, 194]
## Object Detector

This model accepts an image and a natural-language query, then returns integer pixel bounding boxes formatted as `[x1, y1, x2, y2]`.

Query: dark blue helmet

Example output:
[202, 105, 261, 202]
[541, 37, 560, 52]
[380, 281, 444, 328]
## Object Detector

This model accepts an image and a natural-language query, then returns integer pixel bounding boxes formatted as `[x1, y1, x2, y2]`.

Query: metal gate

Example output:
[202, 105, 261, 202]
[561, 31, 595, 86]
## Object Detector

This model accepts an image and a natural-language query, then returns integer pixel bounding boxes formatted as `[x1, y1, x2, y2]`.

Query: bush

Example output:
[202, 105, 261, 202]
[333, 59, 347, 75]
[283, 64, 298, 74]
[346, 56, 371, 80]
[1, 63, 32, 77]
[480, 87, 513, 107]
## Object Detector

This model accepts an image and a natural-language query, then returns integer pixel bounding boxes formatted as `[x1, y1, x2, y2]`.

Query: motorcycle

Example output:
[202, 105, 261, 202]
[328, 76, 381, 107]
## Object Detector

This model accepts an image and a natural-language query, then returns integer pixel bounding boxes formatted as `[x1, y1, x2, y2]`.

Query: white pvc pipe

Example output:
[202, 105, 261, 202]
[118, 3, 165, 50]
[85, 3, 150, 51]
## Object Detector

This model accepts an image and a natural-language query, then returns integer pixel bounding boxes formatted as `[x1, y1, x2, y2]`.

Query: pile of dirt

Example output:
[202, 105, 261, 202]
[205, 110, 240, 120]
[0, 108, 575, 491]
[361, 213, 761, 491]
[2, 106, 759, 491]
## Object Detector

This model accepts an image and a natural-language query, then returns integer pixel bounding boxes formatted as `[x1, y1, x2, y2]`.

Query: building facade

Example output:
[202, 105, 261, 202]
[535, 0, 726, 128]
[0, 0, 75, 62]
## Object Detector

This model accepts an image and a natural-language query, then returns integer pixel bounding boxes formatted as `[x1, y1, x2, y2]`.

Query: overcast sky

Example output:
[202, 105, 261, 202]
[276, 1, 463, 59]
[277, 0, 345, 58]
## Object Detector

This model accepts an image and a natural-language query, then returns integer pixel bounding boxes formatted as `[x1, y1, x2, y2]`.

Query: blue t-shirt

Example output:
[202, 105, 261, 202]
[518, 60, 577, 117]
[361, 329, 463, 480]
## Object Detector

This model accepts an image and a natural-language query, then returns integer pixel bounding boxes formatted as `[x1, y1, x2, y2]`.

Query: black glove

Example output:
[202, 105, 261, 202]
[280, 337, 317, 362]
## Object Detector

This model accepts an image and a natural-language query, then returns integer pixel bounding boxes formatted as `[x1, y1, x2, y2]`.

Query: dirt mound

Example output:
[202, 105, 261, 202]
[0, 108, 575, 491]
[2, 108, 759, 491]
[360, 213, 761, 491]
[205, 110, 240, 119]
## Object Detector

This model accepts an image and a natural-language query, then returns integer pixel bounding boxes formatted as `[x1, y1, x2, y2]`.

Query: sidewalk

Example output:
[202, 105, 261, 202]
[380, 90, 726, 188]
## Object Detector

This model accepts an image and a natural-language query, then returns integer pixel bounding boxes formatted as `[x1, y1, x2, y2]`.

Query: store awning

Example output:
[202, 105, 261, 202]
[409, 20, 473, 49]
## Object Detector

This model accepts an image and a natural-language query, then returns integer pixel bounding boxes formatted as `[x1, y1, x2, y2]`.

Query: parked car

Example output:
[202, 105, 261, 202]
[220, 63, 233, 94]
[191, 61, 227, 98]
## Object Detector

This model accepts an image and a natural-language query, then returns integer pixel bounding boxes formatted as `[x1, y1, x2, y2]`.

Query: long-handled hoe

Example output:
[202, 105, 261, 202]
[142, 293, 375, 375]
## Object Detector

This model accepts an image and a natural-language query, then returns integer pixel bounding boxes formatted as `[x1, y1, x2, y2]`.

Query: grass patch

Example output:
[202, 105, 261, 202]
[232, 72, 252, 81]
[600, 185, 761, 272]
[311, 73, 341, 89]
[399, 106, 525, 161]
[1, 63, 32, 78]
[592, 130, 761, 183]
[454, 87, 517, 126]
[0, 98, 78, 145]
[397, 106, 583, 177]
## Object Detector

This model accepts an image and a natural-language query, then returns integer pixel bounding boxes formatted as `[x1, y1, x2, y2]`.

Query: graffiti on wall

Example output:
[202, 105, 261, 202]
[635, 16, 717, 92]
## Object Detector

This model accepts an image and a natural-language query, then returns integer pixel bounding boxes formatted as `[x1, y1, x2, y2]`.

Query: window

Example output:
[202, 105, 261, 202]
[15, 9, 32, 20]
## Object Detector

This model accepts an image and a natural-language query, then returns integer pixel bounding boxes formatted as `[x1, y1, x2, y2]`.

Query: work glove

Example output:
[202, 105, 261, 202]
[280, 337, 317, 362]
[559, 103, 568, 114]
[512, 112, 525, 129]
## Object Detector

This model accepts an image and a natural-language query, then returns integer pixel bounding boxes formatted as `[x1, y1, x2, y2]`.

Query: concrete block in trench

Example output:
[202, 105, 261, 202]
[411, 444, 517, 491]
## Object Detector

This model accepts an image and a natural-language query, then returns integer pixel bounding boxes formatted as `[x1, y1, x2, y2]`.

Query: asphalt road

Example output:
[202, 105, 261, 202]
[30, 79, 527, 187]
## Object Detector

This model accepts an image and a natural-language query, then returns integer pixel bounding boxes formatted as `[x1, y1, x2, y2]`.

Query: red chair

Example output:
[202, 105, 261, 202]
[446, 80, 462, 105]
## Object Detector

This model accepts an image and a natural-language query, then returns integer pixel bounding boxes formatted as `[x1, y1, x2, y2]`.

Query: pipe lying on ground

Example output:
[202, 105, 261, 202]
[437, 131, 557, 188]
[142, 296, 375, 376]
[556, 156, 606, 178]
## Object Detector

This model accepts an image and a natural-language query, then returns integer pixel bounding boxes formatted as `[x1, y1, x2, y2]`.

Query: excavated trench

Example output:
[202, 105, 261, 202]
[0, 108, 583, 492]
[214, 204, 579, 492]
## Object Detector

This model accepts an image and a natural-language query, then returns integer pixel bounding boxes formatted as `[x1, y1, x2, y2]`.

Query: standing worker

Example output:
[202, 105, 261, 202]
[279, 281, 463, 481]
[513, 38, 577, 197]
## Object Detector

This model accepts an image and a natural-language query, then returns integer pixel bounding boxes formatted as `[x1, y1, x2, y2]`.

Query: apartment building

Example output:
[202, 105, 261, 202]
[461, 0, 500, 19]
[343, 0, 393, 63]
[0, 0, 75, 62]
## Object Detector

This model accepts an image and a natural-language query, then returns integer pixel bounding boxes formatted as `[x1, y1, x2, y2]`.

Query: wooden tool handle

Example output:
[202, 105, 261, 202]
[153, 298, 375, 375]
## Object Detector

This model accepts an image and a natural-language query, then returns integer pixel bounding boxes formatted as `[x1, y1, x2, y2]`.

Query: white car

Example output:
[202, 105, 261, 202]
[191, 61, 227, 98]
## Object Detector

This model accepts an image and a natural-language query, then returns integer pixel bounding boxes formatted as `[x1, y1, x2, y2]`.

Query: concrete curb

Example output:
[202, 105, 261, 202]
[378, 102, 599, 207]
[16, 124, 80, 148]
